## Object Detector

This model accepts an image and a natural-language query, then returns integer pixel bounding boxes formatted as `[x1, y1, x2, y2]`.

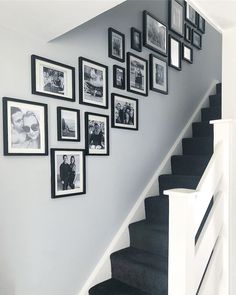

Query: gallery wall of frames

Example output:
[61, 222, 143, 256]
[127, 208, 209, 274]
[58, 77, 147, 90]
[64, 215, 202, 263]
[2, 0, 206, 199]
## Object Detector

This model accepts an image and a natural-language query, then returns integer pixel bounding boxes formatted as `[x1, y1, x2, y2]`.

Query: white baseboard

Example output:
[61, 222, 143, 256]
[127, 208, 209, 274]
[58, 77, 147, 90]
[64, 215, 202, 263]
[78, 80, 218, 295]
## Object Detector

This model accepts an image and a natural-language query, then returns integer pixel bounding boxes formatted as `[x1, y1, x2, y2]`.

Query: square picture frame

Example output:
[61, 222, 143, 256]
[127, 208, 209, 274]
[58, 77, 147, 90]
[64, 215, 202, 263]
[113, 65, 125, 90]
[197, 14, 206, 34]
[50, 148, 86, 198]
[79, 57, 108, 109]
[185, 2, 197, 26]
[127, 52, 148, 97]
[131, 27, 142, 52]
[31, 55, 75, 101]
[85, 112, 109, 156]
[192, 30, 202, 49]
[111, 93, 138, 130]
[108, 27, 125, 62]
[149, 54, 168, 95]
[184, 24, 192, 43]
[57, 107, 80, 142]
[182, 43, 193, 64]
[169, 0, 184, 37]
[143, 10, 168, 56]
[169, 35, 182, 71]
[2, 97, 48, 156]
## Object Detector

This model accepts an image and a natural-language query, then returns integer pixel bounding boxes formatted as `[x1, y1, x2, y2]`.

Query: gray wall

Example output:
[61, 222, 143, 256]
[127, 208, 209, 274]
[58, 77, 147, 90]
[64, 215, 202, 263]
[0, 1, 222, 294]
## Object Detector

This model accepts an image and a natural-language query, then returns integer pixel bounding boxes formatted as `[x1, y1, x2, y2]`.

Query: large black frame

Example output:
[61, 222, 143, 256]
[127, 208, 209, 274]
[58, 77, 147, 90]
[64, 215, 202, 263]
[2, 96, 48, 156]
[131, 27, 142, 52]
[168, 35, 182, 71]
[108, 27, 125, 62]
[169, 0, 184, 37]
[192, 30, 202, 49]
[31, 55, 76, 101]
[149, 54, 168, 95]
[127, 52, 148, 97]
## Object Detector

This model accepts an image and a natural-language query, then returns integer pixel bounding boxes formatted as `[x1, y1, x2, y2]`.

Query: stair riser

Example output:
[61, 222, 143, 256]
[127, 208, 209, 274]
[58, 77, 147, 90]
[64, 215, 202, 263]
[182, 139, 213, 155]
[171, 156, 210, 175]
[192, 123, 213, 137]
[216, 83, 222, 95]
[201, 108, 221, 121]
[145, 197, 169, 224]
[209, 95, 221, 107]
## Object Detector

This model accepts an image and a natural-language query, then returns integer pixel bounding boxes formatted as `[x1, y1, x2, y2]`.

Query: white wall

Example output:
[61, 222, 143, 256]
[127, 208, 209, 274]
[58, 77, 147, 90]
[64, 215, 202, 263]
[0, 1, 222, 294]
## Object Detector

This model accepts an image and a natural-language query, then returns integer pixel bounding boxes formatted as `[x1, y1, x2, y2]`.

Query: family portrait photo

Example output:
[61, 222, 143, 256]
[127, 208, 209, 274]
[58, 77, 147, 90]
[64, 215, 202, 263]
[79, 57, 108, 108]
[108, 27, 125, 62]
[111, 93, 138, 130]
[57, 107, 80, 142]
[143, 10, 167, 56]
[150, 54, 168, 94]
[31, 55, 75, 101]
[85, 113, 109, 156]
[3, 97, 48, 155]
[113, 65, 125, 90]
[51, 149, 86, 198]
[169, 0, 184, 36]
[127, 52, 148, 96]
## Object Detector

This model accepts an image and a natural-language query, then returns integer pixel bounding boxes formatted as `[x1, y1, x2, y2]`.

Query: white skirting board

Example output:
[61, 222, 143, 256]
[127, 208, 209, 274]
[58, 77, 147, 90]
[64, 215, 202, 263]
[78, 80, 219, 295]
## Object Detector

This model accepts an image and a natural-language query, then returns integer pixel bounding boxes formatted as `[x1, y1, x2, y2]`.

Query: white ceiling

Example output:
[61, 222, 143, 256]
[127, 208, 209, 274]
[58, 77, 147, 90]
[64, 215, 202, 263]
[189, 0, 236, 32]
[0, 0, 126, 42]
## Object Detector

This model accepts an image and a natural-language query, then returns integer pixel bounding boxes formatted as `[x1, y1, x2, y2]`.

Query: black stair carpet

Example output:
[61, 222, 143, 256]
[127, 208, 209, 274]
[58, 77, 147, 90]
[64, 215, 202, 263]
[89, 83, 222, 295]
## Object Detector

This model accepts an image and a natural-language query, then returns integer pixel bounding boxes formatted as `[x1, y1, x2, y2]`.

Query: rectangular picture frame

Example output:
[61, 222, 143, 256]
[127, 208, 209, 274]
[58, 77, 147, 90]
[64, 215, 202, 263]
[57, 107, 80, 142]
[108, 27, 125, 62]
[184, 24, 192, 43]
[182, 43, 193, 64]
[85, 112, 109, 156]
[31, 55, 75, 101]
[185, 1, 197, 26]
[51, 148, 86, 198]
[192, 30, 202, 49]
[113, 65, 125, 90]
[111, 93, 138, 130]
[2, 97, 48, 156]
[169, 0, 184, 37]
[169, 35, 182, 71]
[131, 27, 142, 52]
[79, 57, 108, 109]
[149, 54, 168, 95]
[197, 14, 206, 34]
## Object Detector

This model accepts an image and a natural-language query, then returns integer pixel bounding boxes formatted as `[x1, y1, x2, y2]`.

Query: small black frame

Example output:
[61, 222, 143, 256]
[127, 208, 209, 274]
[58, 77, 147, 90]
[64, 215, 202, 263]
[131, 27, 142, 52]
[169, 0, 184, 37]
[185, 1, 197, 27]
[184, 24, 192, 43]
[168, 35, 182, 71]
[108, 27, 125, 62]
[197, 14, 206, 34]
[149, 54, 168, 95]
[192, 30, 202, 49]
[182, 43, 193, 64]
[113, 65, 125, 90]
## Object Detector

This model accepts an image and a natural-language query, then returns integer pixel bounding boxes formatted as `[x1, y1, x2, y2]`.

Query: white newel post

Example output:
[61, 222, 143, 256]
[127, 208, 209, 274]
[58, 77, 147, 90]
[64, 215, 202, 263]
[164, 188, 197, 295]
[211, 119, 232, 295]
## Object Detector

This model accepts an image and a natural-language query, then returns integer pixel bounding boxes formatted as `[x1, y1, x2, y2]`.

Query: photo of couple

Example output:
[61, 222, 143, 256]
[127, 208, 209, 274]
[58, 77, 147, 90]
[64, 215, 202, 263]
[59, 154, 78, 191]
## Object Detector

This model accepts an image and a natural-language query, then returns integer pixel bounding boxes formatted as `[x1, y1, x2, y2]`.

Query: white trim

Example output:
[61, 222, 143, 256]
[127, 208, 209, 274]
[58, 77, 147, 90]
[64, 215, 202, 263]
[78, 80, 219, 295]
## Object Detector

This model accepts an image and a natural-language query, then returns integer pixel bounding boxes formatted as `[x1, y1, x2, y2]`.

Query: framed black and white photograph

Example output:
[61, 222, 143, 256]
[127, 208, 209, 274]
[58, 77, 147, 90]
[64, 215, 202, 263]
[169, 35, 182, 71]
[2, 97, 48, 156]
[131, 27, 142, 52]
[149, 54, 168, 94]
[182, 43, 193, 63]
[108, 27, 125, 62]
[143, 10, 168, 56]
[192, 30, 202, 49]
[111, 93, 138, 130]
[169, 0, 184, 37]
[51, 149, 86, 198]
[197, 14, 205, 33]
[57, 107, 80, 142]
[113, 65, 125, 90]
[79, 57, 108, 109]
[85, 112, 109, 156]
[31, 55, 75, 101]
[127, 52, 148, 96]
[184, 24, 192, 43]
[185, 2, 197, 26]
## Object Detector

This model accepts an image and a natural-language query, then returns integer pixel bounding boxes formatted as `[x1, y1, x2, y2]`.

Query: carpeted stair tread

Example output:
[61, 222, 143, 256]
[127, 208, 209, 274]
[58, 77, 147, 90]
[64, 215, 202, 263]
[209, 94, 221, 107]
[201, 106, 221, 121]
[192, 122, 213, 137]
[182, 137, 213, 155]
[145, 196, 169, 224]
[129, 220, 168, 257]
[89, 278, 151, 295]
[159, 174, 201, 196]
[111, 247, 167, 295]
[171, 155, 211, 176]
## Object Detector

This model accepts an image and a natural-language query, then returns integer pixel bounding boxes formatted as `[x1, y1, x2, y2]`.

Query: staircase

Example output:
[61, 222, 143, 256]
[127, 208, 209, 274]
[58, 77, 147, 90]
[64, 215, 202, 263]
[89, 83, 222, 295]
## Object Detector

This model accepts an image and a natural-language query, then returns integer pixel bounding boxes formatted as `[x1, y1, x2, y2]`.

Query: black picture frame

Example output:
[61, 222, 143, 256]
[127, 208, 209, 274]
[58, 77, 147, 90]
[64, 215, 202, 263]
[169, 0, 184, 37]
[168, 35, 182, 71]
[31, 55, 75, 101]
[85, 112, 109, 156]
[185, 1, 197, 27]
[108, 27, 125, 62]
[79, 57, 109, 109]
[131, 27, 142, 52]
[182, 43, 193, 64]
[192, 30, 202, 49]
[149, 54, 168, 95]
[197, 14, 206, 34]
[50, 148, 86, 198]
[184, 24, 192, 43]
[113, 65, 125, 90]
[127, 52, 148, 97]
[143, 10, 168, 56]
[111, 93, 139, 130]
[2, 97, 48, 156]
[57, 107, 80, 142]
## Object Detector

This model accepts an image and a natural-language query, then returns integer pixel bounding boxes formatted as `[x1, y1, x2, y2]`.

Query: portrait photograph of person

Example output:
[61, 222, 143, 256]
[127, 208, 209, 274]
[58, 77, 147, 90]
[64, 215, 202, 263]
[108, 27, 125, 62]
[85, 112, 109, 156]
[50, 149, 86, 198]
[2, 97, 48, 155]
[111, 93, 138, 130]
[150, 54, 168, 94]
